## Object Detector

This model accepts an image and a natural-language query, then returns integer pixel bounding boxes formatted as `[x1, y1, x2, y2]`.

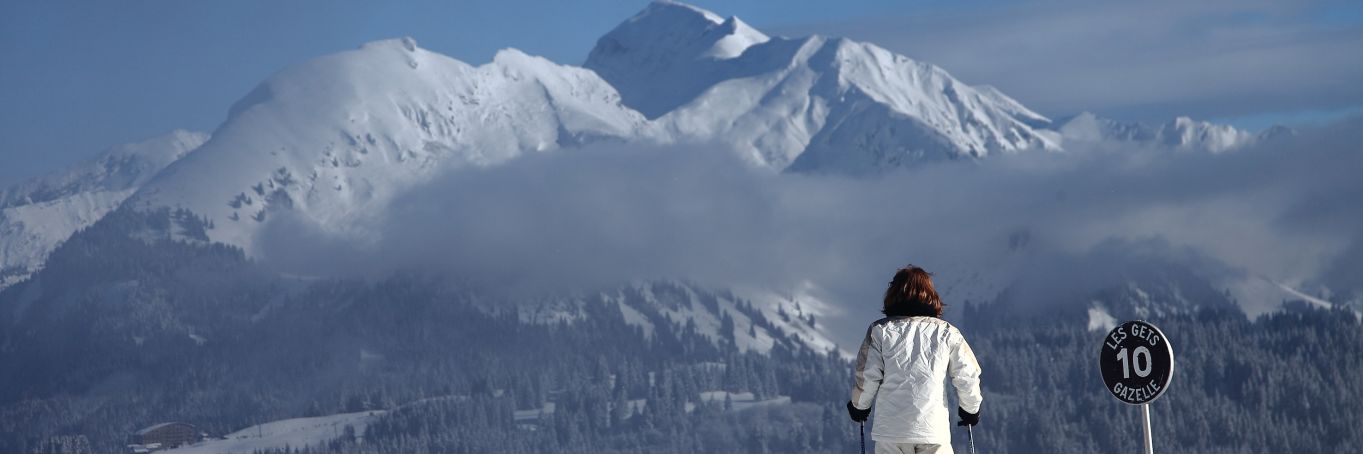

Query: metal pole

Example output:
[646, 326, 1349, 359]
[967, 425, 976, 454]
[860, 421, 866, 454]
[1141, 403, 1153, 454]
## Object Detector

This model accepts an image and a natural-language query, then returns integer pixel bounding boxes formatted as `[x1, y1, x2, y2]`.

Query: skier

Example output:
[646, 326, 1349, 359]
[847, 265, 983, 454]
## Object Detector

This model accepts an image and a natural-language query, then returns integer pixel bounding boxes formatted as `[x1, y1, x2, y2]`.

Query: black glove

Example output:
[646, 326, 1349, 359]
[957, 406, 980, 427]
[847, 401, 871, 423]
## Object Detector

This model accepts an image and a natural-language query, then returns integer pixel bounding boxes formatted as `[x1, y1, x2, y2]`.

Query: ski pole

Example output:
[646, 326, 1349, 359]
[860, 421, 865, 454]
[967, 425, 976, 454]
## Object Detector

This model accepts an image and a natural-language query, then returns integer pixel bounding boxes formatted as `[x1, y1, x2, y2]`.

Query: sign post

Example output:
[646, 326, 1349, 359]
[1099, 320, 1174, 454]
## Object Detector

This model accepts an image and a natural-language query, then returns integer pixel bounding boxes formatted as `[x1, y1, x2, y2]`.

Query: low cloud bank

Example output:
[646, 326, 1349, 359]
[260, 118, 1363, 346]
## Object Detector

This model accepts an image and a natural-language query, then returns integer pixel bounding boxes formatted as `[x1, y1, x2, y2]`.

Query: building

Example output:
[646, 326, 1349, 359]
[129, 422, 198, 450]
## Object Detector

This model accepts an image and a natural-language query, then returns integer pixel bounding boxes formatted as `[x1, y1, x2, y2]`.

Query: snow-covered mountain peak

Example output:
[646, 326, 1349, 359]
[133, 37, 649, 255]
[1, 130, 208, 288]
[1160, 116, 1254, 152]
[815, 38, 1052, 142]
[584, 1, 768, 118]
[0, 130, 207, 209]
[603, 21, 1060, 171]
[1057, 112, 1267, 152]
[227, 37, 454, 121]
[581, 1, 1063, 172]
[706, 16, 769, 59]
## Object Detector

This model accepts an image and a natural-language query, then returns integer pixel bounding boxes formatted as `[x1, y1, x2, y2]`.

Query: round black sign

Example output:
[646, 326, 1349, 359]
[1099, 320, 1174, 405]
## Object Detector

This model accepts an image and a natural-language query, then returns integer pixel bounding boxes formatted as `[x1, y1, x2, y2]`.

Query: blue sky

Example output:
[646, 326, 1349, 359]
[2, 0, 1360, 187]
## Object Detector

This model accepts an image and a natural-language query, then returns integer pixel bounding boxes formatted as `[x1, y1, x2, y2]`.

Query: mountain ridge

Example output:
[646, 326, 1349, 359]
[1057, 111, 1282, 152]
[0, 130, 208, 287]
[132, 36, 652, 257]
[586, 1, 1061, 172]
[0, 1, 1282, 293]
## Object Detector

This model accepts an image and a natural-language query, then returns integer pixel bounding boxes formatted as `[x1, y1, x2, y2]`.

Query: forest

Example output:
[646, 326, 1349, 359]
[4, 208, 1361, 453]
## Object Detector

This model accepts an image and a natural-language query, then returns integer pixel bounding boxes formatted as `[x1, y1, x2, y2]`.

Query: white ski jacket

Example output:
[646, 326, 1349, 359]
[850, 316, 982, 444]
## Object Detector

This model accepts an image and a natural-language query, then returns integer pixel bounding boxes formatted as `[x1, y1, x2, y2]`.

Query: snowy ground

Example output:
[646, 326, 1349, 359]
[513, 402, 558, 422]
[690, 390, 791, 412]
[162, 410, 384, 454]
[510, 389, 792, 424]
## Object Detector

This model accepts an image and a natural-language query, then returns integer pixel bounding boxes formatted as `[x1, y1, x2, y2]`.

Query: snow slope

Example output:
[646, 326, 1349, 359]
[0, 130, 207, 288]
[586, 1, 1059, 172]
[131, 37, 652, 256]
[162, 410, 384, 454]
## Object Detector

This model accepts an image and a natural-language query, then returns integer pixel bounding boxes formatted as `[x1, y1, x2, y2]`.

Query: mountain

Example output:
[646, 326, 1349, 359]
[131, 38, 652, 257]
[1083, 275, 1241, 333]
[586, 1, 1060, 172]
[122, 1, 1069, 257]
[0, 130, 207, 288]
[1057, 112, 1281, 152]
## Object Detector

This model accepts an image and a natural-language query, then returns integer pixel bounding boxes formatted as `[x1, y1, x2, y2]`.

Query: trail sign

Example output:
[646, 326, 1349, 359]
[1099, 320, 1174, 405]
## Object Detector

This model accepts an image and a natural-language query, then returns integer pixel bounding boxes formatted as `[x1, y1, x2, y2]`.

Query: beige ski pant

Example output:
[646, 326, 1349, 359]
[875, 441, 952, 454]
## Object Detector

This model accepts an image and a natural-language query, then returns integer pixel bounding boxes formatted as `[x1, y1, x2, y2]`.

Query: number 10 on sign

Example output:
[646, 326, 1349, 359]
[1116, 346, 1153, 378]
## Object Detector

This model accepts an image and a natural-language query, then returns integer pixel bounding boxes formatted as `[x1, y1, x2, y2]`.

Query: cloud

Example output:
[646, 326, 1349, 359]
[258, 117, 1363, 347]
[770, 0, 1363, 124]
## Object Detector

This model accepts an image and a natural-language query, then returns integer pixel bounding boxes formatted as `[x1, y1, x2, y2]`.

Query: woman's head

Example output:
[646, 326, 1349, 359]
[882, 265, 943, 317]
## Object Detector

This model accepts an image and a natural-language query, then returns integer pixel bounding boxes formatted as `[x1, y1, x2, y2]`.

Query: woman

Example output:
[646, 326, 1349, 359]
[847, 266, 982, 454]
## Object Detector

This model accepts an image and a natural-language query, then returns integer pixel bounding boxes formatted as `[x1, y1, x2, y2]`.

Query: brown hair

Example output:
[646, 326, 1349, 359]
[882, 265, 943, 317]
